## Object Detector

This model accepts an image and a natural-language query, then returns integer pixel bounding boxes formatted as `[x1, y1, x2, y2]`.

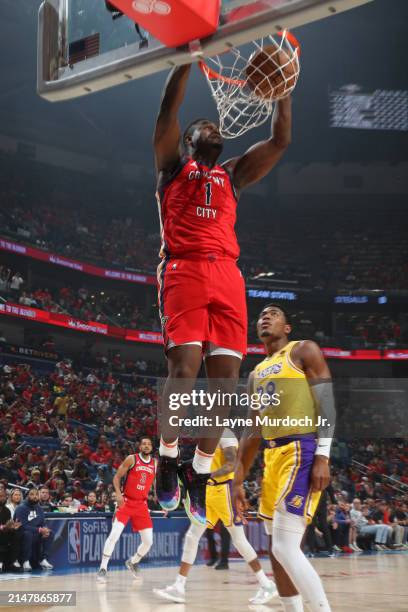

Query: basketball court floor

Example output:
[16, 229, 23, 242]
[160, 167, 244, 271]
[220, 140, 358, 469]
[2, 553, 407, 612]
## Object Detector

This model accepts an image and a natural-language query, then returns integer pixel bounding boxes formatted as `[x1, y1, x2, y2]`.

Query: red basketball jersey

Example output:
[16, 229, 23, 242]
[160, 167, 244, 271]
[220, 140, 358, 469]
[157, 157, 239, 259]
[123, 454, 156, 501]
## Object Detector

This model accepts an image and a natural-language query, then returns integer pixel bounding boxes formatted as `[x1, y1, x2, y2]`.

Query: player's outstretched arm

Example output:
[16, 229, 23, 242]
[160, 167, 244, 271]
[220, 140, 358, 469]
[292, 340, 336, 492]
[113, 454, 135, 508]
[153, 64, 192, 175]
[224, 96, 292, 191]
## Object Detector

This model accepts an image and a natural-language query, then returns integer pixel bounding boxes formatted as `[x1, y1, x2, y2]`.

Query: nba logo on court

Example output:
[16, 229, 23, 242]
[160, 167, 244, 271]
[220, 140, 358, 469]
[68, 521, 81, 564]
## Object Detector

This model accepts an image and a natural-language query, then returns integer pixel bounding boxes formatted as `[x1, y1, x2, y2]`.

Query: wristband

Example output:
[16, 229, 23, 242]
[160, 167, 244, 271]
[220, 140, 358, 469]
[315, 437, 332, 459]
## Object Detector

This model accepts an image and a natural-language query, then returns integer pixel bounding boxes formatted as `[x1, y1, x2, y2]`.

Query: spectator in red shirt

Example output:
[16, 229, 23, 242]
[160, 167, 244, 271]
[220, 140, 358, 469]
[11, 419, 26, 435]
[29, 447, 44, 464]
[89, 446, 107, 466]
[22, 388, 32, 403]
[46, 468, 64, 490]
[101, 444, 112, 462]
[72, 480, 86, 501]
[76, 442, 92, 459]
[111, 452, 123, 470]
[38, 417, 52, 436]
[17, 463, 29, 484]
[26, 417, 41, 436]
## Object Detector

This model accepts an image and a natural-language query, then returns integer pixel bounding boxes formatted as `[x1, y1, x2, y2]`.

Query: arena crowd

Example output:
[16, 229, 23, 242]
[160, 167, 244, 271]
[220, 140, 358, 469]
[1, 153, 407, 292]
[0, 359, 406, 570]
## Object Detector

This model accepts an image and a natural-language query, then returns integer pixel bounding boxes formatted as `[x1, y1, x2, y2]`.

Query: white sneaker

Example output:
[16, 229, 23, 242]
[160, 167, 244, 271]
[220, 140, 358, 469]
[153, 584, 186, 603]
[40, 559, 53, 570]
[351, 543, 362, 552]
[249, 582, 278, 604]
[12, 561, 21, 570]
[23, 561, 32, 572]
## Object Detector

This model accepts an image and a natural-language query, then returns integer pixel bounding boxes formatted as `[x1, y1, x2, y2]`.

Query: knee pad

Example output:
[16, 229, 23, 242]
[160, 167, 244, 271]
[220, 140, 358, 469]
[227, 525, 257, 563]
[181, 523, 206, 565]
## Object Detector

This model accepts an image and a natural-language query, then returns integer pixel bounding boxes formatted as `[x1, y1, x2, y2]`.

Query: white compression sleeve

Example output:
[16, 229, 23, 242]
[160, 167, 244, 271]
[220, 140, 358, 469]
[102, 519, 125, 558]
[132, 528, 153, 562]
[226, 524, 257, 563]
[272, 510, 331, 612]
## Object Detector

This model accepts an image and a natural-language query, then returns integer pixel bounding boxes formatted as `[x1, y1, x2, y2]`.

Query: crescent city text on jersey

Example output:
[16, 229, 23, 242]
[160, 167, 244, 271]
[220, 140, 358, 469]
[188, 168, 226, 220]
[157, 157, 239, 259]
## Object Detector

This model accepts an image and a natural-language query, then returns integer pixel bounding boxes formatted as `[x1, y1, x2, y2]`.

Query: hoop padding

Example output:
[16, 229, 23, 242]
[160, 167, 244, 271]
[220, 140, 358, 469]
[199, 31, 300, 139]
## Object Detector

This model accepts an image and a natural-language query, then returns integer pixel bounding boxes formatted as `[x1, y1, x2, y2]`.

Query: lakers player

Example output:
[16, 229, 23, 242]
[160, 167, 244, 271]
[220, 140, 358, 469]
[232, 304, 335, 612]
[154, 429, 277, 604]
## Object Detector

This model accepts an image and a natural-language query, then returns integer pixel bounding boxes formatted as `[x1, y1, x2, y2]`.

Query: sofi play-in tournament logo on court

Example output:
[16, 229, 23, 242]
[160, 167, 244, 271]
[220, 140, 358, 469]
[132, 0, 171, 15]
[68, 521, 81, 564]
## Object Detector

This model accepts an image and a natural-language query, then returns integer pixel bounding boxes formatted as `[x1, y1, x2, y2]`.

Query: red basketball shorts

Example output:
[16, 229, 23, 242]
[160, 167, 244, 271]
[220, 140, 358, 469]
[115, 498, 152, 531]
[157, 255, 247, 356]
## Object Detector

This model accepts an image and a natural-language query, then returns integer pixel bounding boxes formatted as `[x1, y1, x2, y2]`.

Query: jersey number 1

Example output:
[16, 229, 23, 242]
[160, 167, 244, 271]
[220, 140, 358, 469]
[205, 182, 212, 206]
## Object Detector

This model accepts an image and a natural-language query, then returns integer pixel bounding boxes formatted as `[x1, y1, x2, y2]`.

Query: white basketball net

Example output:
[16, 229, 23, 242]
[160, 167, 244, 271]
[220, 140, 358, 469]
[199, 30, 300, 139]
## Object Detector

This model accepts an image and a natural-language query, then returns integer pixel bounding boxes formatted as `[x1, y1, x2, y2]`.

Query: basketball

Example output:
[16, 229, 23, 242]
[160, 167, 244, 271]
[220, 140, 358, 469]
[245, 44, 299, 100]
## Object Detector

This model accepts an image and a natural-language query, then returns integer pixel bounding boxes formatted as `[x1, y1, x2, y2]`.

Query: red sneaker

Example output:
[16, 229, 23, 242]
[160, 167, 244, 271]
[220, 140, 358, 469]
[342, 546, 354, 554]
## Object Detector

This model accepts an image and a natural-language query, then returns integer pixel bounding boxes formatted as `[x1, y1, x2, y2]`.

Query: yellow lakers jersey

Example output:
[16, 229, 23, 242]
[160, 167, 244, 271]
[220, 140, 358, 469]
[253, 340, 317, 440]
[210, 434, 238, 483]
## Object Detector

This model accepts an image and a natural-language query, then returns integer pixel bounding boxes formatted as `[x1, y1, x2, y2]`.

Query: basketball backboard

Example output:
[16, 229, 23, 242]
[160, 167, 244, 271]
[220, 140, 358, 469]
[38, 0, 374, 102]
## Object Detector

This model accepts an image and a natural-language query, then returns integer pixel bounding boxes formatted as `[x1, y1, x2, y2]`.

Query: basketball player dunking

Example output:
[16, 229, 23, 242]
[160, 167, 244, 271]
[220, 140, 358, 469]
[97, 436, 156, 581]
[154, 429, 277, 605]
[154, 63, 292, 526]
[232, 305, 335, 612]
